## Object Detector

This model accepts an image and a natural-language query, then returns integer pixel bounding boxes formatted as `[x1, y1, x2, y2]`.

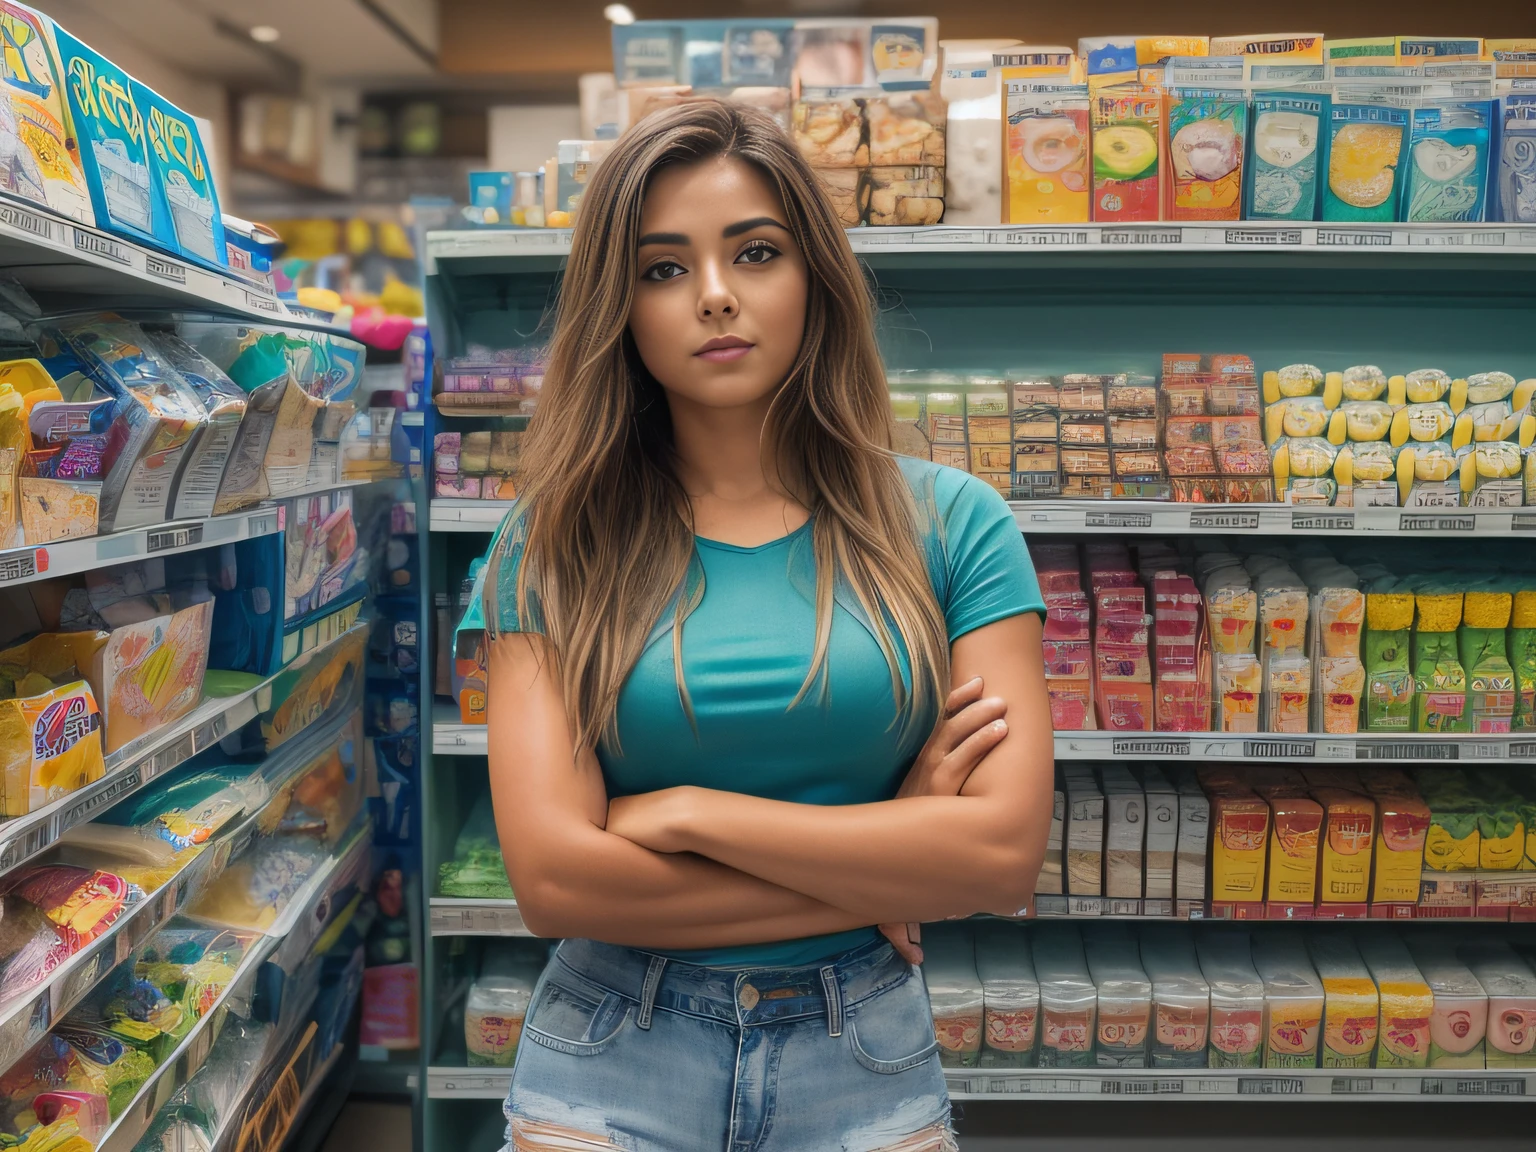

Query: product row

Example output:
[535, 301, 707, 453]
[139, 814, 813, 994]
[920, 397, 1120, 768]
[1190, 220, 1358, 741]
[892, 358, 1536, 509]
[924, 919, 1536, 1071]
[1032, 537, 1534, 736]
[0, 2, 262, 278]
[0, 302, 391, 548]
[1041, 762, 1536, 921]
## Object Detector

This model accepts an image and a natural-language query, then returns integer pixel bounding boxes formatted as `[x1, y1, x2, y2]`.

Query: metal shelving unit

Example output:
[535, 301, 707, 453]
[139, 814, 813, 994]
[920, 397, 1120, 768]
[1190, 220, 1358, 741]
[419, 222, 1536, 1141]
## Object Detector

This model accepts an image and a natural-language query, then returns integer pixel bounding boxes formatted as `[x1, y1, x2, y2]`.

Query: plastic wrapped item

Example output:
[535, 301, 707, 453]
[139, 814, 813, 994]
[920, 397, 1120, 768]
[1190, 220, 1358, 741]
[811, 167, 863, 226]
[0, 633, 106, 817]
[1250, 931, 1324, 1068]
[1247, 89, 1328, 220]
[1323, 91, 1410, 222]
[466, 949, 540, 1067]
[1138, 925, 1211, 1068]
[178, 1014, 274, 1136]
[1458, 940, 1536, 1069]
[866, 166, 943, 226]
[1195, 930, 1263, 1068]
[923, 923, 982, 1067]
[1306, 933, 1378, 1068]
[1163, 58, 1248, 221]
[47, 1028, 155, 1119]
[1357, 933, 1432, 1069]
[1404, 936, 1487, 1068]
[143, 331, 248, 520]
[865, 90, 945, 166]
[0, 894, 70, 1007]
[1091, 84, 1162, 221]
[0, 865, 133, 952]
[1403, 97, 1492, 223]
[438, 797, 513, 899]
[1031, 923, 1096, 1068]
[1082, 924, 1150, 1068]
[792, 91, 867, 167]
[973, 919, 1039, 1068]
[187, 837, 326, 931]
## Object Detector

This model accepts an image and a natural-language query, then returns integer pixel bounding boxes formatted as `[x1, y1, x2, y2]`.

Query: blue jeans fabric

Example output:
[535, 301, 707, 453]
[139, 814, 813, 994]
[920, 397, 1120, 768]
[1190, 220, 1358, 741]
[502, 936, 956, 1152]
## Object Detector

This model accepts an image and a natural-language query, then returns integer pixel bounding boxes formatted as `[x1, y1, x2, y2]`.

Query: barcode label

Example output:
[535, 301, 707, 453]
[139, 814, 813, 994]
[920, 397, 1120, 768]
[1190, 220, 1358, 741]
[73, 227, 130, 264]
[1357, 742, 1457, 761]
[1400, 514, 1475, 531]
[146, 523, 204, 552]
[1104, 229, 1183, 245]
[1002, 229, 1091, 247]
[61, 770, 140, 825]
[1316, 229, 1392, 246]
[144, 255, 187, 283]
[1292, 511, 1354, 531]
[1086, 511, 1153, 528]
[0, 202, 51, 238]
[1113, 739, 1191, 756]
[1243, 740, 1317, 758]
[245, 290, 282, 313]
[1189, 510, 1259, 530]
[1238, 1077, 1305, 1094]
[0, 550, 38, 583]
[1422, 1078, 1525, 1095]
[1225, 229, 1303, 245]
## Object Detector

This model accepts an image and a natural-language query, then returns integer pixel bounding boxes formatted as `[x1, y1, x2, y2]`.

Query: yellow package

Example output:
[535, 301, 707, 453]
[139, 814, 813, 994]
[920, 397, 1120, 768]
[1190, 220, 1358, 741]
[1312, 787, 1374, 905]
[87, 601, 214, 755]
[0, 680, 106, 817]
[1308, 934, 1378, 1069]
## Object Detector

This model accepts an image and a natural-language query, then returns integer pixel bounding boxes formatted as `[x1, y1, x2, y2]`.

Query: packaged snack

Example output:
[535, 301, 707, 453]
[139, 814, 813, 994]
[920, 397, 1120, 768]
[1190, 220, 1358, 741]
[1247, 89, 1329, 220]
[1461, 590, 1516, 732]
[1265, 653, 1311, 732]
[1323, 90, 1411, 221]
[1099, 767, 1144, 902]
[1306, 933, 1378, 1068]
[465, 949, 538, 1067]
[132, 79, 226, 268]
[1003, 81, 1090, 223]
[438, 796, 513, 899]
[0, 865, 132, 951]
[1405, 937, 1487, 1068]
[1037, 786, 1064, 898]
[188, 836, 326, 931]
[1250, 930, 1324, 1068]
[1139, 925, 1211, 1067]
[974, 919, 1039, 1067]
[865, 89, 944, 166]
[923, 923, 982, 1067]
[1162, 58, 1247, 220]
[0, 653, 105, 816]
[147, 332, 248, 519]
[1078, 35, 1208, 93]
[1031, 923, 1097, 1068]
[1203, 775, 1268, 912]
[1082, 924, 1151, 1067]
[1495, 93, 1536, 223]
[0, 2, 92, 224]
[1212, 33, 1324, 63]
[1311, 786, 1374, 911]
[1195, 930, 1263, 1067]
[1513, 587, 1536, 731]
[1064, 772, 1103, 897]
[88, 599, 214, 754]
[1402, 97, 1493, 223]
[1363, 584, 1415, 731]
[50, 1028, 155, 1118]
[1458, 941, 1536, 1068]
[792, 90, 867, 167]
[0, 893, 69, 1006]
[937, 40, 1021, 225]
[1411, 586, 1468, 733]
[866, 165, 943, 225]
[811, 167, 863, 226]
[1090, 84, 1162, 221]
[1138, 766, 1178, 903]
[1356, 770, 1430, 907]
[1416, 770, 1481, 871]
[1174, 771, 1209, 909]
[1249, 775, 1320, 909]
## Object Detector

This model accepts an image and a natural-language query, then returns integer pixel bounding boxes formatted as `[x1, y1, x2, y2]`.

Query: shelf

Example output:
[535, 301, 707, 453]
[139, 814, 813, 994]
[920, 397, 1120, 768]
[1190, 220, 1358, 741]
[427, 223, 1536, 271]
[1012, 501, 1536, 538]
[430, 499, 512, 532]
[0, 201, 288, 319]
[943, 1067, 1536, 1100]
[430, 897, 530, 937]
[433, 720, 1535, 764]
[0, 622, 368, 879]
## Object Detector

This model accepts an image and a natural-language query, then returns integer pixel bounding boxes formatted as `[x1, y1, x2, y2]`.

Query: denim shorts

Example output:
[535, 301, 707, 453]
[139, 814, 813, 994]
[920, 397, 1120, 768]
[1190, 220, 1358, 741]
[502, 936, 956, 1152]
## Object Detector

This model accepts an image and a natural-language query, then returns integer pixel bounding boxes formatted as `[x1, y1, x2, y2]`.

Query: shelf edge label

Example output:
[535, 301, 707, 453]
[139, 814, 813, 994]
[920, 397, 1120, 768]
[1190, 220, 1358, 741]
[0, 202, 50, 239]
[144, 255, 187, 283]
[72, 228, 130, 265]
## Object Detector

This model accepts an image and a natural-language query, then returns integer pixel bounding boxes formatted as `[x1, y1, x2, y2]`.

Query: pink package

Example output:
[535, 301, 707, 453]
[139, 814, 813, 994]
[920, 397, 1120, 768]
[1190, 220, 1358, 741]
[436, 475, 482, 498]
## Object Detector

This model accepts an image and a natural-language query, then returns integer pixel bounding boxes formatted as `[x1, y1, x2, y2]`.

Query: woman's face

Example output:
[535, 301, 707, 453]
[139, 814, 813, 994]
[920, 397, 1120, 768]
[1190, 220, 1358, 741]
[628, 155, 809, 414]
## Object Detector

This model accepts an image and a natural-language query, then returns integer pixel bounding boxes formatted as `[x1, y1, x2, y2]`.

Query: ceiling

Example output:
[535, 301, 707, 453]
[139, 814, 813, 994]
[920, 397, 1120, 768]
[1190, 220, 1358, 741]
[42, 0, 438, 88]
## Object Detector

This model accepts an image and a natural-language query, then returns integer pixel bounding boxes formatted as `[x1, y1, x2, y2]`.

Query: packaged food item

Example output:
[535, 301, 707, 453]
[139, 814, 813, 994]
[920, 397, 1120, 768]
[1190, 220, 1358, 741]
[146, 332, 248, 519]
[0, 641, 105, 816]
[1264, 652, 1311, 732]
[0, 2, 92, 224]
[1082, 924, 1150, 1067]
[87, 598, 213, 755]
[1323, 90, 1411, 221]
[866, 165, 943, 225]
[1090, 85, 1162, 221]
[1363, 583, 1415, 731]
[865, 89, 944, 166]
[0, 865, 132, 951]
[1249, 774, 1320, 911]
[937, 40, 1020, 225]
[1037, 786, 1064, 899]
[0, 893, 69, 1006]
[1305, 933, 1378, 1068]
[1250, 930, 1324, 1068]
[50, 1027, 156, 1118]
[1195, 930, 1263, 1067]
[1404, 936, 1487, 1068]
[1350, 933, 1428, 1069]
[1031, 923, 1096, 1068]
[1212, 33, 1324, 63]
[792, 90, 867, 167]
[1078, 35, 1208, 93]
[1356, 770, 1430, 908]
[1247, 89, 1329, 220]
[1139, 767, 1178, 904]
[1138, 925, 1210, 1067]
[1202, 773, 1268, 914]
[131, 80, 226, 268]
[923, 923, 982, 1067]
[1513, 586, 1536, 731]
[1495, 92, 1536, 223]
[465, 949, 539, 1067]
[974, 920, 1039, 1068]
[438, 794, 513, 899]
[1003, 80, 1090, 223]
[1458, 940, 1536, 1068]
[1311, 786, 1374, 913]
[1064, 770, 1103, 899]
[1100, 766, 1144, 902]
[1174, 770, 1209, 911]
[1162, 57, 1247, 220]
[1460, 589, 1516, 732]
[1416, 770, 1481, 872]
[188, 836, 326, 931]
[1411, 585, 1468, 733]
[1402, 96, 1493, 223]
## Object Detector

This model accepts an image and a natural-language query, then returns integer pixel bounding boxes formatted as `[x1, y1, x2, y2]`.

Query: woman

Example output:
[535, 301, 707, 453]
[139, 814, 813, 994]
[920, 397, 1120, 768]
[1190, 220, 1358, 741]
[482, 100, 1052, 1152]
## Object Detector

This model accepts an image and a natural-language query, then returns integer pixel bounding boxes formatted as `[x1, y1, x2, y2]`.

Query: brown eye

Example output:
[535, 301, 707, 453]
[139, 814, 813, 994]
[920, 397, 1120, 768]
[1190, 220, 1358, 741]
[643, 260, 685, 282]
[736, 243, 779, 265]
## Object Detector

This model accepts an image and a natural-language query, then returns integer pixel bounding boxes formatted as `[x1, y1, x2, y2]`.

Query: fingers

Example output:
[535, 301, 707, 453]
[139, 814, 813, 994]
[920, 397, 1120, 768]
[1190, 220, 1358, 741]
[879, 922, 924, 966]
[942, 677, 984, 719]
[941, 695, 1007, 752]
[934, 717, 1008, 793]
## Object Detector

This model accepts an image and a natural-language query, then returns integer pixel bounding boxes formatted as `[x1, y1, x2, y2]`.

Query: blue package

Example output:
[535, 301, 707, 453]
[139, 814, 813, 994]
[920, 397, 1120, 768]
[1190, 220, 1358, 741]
[50, 25, 171, 251]
[1246, 89, 1329, 220]
[1322, 96, 1410, 222]
[467, 170, 512, 224]
[725, 22, 792, 87]
[1494, 94, 1536, 222]
[1401, 99, 1492, 222]
[612, 22, 684, 86]
[131, 79, 227, 270]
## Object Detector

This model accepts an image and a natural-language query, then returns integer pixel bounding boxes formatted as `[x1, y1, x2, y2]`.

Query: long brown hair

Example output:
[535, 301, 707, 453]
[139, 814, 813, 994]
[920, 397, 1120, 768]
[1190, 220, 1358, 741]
[485, 99, 949, 753]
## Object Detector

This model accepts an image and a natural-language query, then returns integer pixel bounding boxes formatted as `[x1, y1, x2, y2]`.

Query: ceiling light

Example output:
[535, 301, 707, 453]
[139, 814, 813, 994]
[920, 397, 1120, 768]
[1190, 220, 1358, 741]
[250, 25, 280, 43]
[603, 4, 635, 24]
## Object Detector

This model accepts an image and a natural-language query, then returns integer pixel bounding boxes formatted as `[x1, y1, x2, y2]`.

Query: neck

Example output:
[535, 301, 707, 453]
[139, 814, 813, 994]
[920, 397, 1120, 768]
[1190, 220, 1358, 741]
[667, 388, 782, 503]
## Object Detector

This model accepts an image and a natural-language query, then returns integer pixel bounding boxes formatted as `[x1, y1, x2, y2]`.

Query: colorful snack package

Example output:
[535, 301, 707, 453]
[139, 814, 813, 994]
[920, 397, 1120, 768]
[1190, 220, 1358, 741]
[1458, 941, 1536, 1069]
[1312, 786, 1374, 912]
[1411, 586, 1468, 733]
[1323, 89, 1411, 221]
[0, 894, 70, 1006]
[1514, 586, 1536, 730]
[1306, 933, 1378, 1068]
[1402, 97, 1493, 223]
[1363, 584, 1415, 731]
[147, 332, 249, 519]
[1460, 588, 1516, 733]
[1249, 775, 1321, 910]
[1415, 770, 1481, 872]
[1004, 80, 1090, 223]
[1031, 922, 1097, 1068]
[1251, 930, 1324, 1068]
[1247, 88, 1329, 220]
[1139, 925, 1211, 1067]
[0, 865, 133, 951]
[923, 922, 982, 1067]
[1163, 57, 1248, 220]
[1355, 770, 1429, 908]
[0, 672, 105, 817]
[974, 919, 1040, 1068]
[1083, 923, 1151, 1067]
[1195, 930, 1264, 1067]
[1090, 83, 1162, 221]
[1405, 936, 1487, 1068]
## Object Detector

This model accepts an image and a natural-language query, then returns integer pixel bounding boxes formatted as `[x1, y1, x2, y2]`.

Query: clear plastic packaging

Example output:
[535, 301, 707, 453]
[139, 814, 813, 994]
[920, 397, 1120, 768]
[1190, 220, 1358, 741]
[973, 919, 1040, 1067]
[466, 949, 541, 1067]
[866, 90, 946, 166]
[438, 795, 513, 899]
[1404, 935, 1487, 1068]
[866, 166, 944, 225]
[923, 922, 983, 1067]
[1306, 932, 1378, 1068]
[1356, 932, 1432, 1068]
[1083, 923, 1151, 1067]
[1250, 930, 1324, 1068]
[792, 90, 867, 167]
[1458, 939, 1536, 1068]
[1195, 930, 1264, 1067]
[1031, 923, 1096, 1068]
[1139, 925, 1211, 1067]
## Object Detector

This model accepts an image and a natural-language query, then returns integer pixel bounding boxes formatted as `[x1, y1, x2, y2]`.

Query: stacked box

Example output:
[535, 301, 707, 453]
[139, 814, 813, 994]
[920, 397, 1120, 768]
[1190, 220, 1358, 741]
[1139, 765, 1179, 910]
[1032, 541, 1094, 729]
[1089, 544, 1152, 731]
[1139, 924, 1212, 1067]
[1100, 765, 1146, 906]
[1063, 764, 1105, 911]
[796, 88, 946, 226]
[1161, 353, 1270, 503]
[434, 430, 521, 500]
[1152, 569, 1210, 730]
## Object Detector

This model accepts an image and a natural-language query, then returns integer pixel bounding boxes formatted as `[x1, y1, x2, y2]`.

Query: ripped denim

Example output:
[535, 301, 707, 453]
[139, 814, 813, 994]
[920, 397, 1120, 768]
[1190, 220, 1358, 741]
[503, 936, 956, 1152]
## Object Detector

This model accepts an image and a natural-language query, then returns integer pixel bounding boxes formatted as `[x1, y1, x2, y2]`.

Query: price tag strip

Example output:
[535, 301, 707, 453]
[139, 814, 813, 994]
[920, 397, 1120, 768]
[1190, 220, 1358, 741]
[1007, 501, 1536, 538]
[427, 1067, 514, 1099]
[1055, 733, 1533, 763]
[947, 1069, 1536, 1099]
[430, 898, 532, 937]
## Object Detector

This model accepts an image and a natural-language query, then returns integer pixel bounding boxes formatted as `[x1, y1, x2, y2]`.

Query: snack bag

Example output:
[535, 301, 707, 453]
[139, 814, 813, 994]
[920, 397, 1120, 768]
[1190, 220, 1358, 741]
[1083, 924, 1152, 1067]
[1163, 58, 1248, 221]
[1361, 935, 1434, 1070]
[974, 920, 1040, 1067]
[0, 2, 92, 224]
[1091, 84, 1162, 221]
[923, 923, 983, 1067]
[1307, 934, 1378, 1069]
[1323, 91, 1410, 221]
[1247, 89, 1329, 220]
[87, 599, 213, 755]
[0, 893, 70, 1005]
[1031, 923, 1097, 1068]
[1512, 587, 1536, 730]
[1195, 930, 1263, 1068]
[1402, 98, 1492, 223]
[0, 676, 105, 817]
[1411, 586, 1468, 733]
[0, 865, 132, 951]
[1405, 937, 1487, 1068]
[1460, 589, 1516, 733]
[1004, 81, 1090, 223]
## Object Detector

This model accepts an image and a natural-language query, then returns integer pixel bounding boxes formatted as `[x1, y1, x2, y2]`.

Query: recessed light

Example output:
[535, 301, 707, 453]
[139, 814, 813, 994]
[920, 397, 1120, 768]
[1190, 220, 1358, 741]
[603, 4, 635, 24]
[250, 25, 280, 43]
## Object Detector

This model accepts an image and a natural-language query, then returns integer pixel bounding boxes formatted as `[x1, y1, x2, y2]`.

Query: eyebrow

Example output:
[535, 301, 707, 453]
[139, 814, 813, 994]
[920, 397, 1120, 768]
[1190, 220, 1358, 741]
[638, 231, 689, 246]
[722, 217, 790, 238]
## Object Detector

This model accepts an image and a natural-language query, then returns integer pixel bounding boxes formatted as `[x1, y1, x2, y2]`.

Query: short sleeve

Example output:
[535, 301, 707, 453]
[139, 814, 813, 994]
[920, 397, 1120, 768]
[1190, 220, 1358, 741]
[476, 505, 544, 638]
[934, 471, 1045, 642]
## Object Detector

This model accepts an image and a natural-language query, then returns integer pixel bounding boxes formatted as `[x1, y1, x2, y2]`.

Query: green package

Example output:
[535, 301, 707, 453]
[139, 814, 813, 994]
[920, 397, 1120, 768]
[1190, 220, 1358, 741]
[1411, 586, 1467, 733]
[1362, 583, 1414, 731]
[1461, 587, 1516, 734]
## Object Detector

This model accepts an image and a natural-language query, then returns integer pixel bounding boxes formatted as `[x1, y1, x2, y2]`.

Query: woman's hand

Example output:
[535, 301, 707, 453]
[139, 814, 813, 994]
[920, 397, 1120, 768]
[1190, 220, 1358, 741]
[606, 788, 695, 854]
[882, 677, 1010, 965]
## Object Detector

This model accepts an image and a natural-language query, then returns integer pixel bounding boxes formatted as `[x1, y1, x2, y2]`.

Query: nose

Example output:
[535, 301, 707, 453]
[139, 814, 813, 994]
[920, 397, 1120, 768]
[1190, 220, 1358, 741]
[696, 258, 737, 321]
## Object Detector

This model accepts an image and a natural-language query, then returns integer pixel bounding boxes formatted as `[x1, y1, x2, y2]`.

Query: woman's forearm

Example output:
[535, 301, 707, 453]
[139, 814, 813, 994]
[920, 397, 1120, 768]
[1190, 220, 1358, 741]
[513, 820, 881, 948]
[662, 788, 1041, 923]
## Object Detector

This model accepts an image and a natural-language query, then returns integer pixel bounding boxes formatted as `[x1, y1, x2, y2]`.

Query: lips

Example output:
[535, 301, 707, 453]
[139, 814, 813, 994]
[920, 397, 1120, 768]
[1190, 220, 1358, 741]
[694, 336, 754, 363]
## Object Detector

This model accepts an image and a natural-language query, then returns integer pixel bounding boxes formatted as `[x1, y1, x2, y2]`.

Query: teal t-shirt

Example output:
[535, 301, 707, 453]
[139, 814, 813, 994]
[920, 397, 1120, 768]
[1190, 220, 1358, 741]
[478, 457, 1044, 967]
